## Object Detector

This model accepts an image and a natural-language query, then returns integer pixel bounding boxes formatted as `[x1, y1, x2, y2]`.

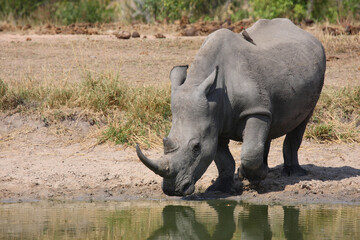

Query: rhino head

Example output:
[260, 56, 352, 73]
[136, 65, 221, 196]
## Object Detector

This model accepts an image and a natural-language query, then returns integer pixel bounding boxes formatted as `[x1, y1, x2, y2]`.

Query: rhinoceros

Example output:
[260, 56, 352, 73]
[136, 18, 326, 196]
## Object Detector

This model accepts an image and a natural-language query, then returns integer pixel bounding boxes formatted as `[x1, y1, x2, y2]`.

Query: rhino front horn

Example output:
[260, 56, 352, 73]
[136, 144, 170, 177]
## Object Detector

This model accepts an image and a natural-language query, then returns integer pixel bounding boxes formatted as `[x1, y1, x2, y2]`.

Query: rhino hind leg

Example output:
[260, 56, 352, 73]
[206, 139, 237, 194]
[282, 114, 312, 177]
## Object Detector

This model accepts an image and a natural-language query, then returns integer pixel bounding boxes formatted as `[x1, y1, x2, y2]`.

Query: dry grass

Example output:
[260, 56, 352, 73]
[308, 24, 360, 55]
[0, 73, 171, 147]
[2, 72, 359, 145]
[306, 86, 360, 143]
[1, 25, 359, 147]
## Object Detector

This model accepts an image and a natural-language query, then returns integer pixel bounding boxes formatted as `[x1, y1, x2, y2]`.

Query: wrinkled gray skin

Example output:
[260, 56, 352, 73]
[136, 18, 326, 196]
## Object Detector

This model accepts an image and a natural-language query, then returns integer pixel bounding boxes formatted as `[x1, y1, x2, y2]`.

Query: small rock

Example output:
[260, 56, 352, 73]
[115, 31, 131, 39]
[89, 119, 95, 125]
[322, 26, 343, 36]
[26, 37, 32, 41]
[304, 19, 314, 26]
[326, 56, 340, 61]
[345, 25, 360, 35]
[155, 33, 166, 38]
[182, 27, 197, 36]
[301, 183, 311, 190]
[132, 31, 140, 38]
[209, 26, 221, 34]
[44, 23, 52, 29]
[143, 35, 147, 39]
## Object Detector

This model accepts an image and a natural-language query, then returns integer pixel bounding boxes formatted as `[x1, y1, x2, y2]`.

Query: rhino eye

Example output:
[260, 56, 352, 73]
[192, 143, 201, 156]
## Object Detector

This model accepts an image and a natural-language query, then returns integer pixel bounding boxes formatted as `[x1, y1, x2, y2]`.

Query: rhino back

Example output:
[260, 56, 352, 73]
[245, 19, 326, 138]
[185, 19, 325, 140]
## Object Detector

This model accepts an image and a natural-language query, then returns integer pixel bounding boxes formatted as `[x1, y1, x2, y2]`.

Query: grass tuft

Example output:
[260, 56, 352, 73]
[1, 73, 171, 147]
[0, 78, 24, 110]
[306, 86, 360, 143]
[101, 85, 171, 147]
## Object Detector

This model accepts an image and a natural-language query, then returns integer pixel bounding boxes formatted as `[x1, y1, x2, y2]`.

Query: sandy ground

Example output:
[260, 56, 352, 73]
[0, 25, 359, 204]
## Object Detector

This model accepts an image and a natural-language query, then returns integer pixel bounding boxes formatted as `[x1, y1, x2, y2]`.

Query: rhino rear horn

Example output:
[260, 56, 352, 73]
[170, 65, 188, 90]
[163, 137, 178, 154]
[197, 66, 219, 96]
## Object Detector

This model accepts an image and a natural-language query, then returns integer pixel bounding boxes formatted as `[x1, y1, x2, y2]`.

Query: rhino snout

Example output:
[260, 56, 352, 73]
[162, 179, 195, 196]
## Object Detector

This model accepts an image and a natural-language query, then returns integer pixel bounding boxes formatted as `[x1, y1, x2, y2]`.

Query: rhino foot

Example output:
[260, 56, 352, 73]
[206, 176, 241, 195]
[237, 163, 268, 184]
[282, 165, 307, 177]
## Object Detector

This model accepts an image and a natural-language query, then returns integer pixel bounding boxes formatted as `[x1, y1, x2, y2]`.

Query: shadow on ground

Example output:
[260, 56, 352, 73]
[184, 164, 360, 199]
[258, 164, 360, 194]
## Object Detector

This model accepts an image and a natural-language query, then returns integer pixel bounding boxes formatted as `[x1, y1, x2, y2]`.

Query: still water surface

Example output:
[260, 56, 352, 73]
[0, 200, 359, 239]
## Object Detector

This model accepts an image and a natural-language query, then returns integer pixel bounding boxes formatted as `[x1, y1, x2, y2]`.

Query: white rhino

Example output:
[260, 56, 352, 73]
[137, 18, 326, 196]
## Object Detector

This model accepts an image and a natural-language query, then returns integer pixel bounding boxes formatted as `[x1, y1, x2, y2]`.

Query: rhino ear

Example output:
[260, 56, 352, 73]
[170, 65, 188, 90]
[197, 66, 219, 96]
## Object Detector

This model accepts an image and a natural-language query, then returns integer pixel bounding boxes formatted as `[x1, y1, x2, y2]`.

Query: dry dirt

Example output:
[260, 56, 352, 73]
[0, 24, 359, 204]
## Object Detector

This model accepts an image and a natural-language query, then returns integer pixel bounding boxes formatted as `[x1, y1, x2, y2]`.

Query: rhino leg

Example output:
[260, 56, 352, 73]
[263, 140, 271, 166]
[282, 114, 311, 176]
[238, 115, 271, 183]
[206, 139, 236, 193]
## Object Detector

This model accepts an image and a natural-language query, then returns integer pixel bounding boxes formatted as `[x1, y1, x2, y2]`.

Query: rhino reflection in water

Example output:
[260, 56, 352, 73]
[147, 201, 237, 240]
[146, 202, 304, 240]
[136, 18, 326, 196]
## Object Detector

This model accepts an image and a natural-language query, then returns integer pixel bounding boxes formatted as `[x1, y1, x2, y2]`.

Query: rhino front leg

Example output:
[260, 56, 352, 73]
[206, 139, 236, 194]
[238, 115, 271, 183]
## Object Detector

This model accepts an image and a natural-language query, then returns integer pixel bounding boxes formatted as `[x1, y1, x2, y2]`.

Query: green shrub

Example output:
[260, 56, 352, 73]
[0, 0, 47, 19]
[132, 0, 229, 22]
[55, 0, 116, 25]
[248, 0, 359, 23]
[0, 0, 359, 24]
[249, 0, 307, 22]
[307, 0, 359, 22]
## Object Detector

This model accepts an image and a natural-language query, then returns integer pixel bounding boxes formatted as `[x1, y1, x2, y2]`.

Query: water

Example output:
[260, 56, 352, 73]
[0, 200, 359, 239]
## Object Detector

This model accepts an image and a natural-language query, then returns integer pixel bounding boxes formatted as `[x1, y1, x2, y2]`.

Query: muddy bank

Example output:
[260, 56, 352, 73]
[0, 114, 359, 204]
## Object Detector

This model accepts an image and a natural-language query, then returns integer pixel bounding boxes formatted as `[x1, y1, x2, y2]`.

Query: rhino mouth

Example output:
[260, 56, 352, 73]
[181, 182, 195, 195]
[163, 179, 195, 196]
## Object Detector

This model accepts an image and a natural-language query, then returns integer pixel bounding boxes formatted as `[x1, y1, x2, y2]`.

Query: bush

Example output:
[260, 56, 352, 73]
[0, 0, 47, 19]
[0, 0, 358, 24]
[132, 0, 229, 22]
[249, 0, 360, 23]
[249, 0, 307, 22]
[310, 0, 360, 22]
[0, 0, 116, 24]
[55, 0, 116, 25]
